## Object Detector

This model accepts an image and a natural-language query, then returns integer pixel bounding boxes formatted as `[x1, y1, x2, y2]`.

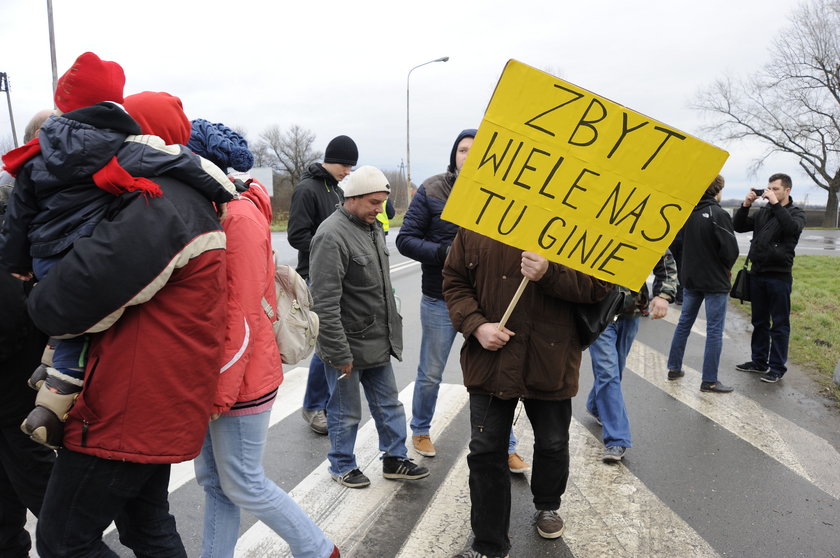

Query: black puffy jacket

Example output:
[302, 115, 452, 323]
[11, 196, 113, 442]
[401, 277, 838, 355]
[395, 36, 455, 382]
[0, 103, 234, 274]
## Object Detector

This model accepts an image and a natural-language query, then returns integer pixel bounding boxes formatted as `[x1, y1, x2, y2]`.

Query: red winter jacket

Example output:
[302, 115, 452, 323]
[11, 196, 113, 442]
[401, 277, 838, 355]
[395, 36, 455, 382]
[213, 180, 283, 414]
[27, 176, 227, 463]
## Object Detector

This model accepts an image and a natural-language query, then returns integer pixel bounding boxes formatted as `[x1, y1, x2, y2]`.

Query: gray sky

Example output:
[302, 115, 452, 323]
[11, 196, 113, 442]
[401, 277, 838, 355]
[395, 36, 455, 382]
[0, 0, 827, 204]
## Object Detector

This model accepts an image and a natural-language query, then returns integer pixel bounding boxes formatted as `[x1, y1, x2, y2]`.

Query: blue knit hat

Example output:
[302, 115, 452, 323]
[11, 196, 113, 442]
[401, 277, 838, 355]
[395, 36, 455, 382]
[187, 119, 254, 172]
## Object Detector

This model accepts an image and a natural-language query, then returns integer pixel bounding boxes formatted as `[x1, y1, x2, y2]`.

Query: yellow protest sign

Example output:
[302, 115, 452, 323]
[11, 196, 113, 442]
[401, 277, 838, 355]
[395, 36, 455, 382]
[441, 60, 729, 290]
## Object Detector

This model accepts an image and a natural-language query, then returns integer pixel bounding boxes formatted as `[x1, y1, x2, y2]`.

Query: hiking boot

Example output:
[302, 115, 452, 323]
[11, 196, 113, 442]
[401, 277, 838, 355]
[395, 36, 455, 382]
[332, 468, 370, 489]
[412, 434, 436, 457]
[508, 452, 531, 474]
[602, 446, 627, 463]
[667, 369, 685, 380]
[451, 549, 509, 558]
[535, 509, 565, 539]
[382, 457, 429, 480]
[736, 361, 768, 374]
[700, 381, 734, 393]
[301, 408, 328, 435]
[760, 371, 783, 383]
[20, 367, 83, 449]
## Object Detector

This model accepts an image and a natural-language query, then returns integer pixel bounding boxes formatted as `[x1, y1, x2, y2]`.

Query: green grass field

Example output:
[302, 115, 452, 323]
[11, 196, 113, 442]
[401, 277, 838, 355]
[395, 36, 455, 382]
[731, 255, 840, 402]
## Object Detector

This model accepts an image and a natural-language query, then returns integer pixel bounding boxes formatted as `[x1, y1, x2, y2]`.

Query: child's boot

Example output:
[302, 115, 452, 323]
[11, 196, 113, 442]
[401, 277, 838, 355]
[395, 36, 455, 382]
[21, 367, 83, 449]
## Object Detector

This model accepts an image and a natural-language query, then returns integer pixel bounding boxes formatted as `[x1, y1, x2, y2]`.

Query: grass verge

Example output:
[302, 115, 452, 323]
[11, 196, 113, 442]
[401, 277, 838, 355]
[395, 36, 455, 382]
[731, 255, 839, 403]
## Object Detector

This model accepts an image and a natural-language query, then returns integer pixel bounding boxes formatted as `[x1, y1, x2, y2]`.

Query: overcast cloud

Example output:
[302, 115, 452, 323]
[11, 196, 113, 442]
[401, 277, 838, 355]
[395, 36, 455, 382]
[0, 0, 825, 204]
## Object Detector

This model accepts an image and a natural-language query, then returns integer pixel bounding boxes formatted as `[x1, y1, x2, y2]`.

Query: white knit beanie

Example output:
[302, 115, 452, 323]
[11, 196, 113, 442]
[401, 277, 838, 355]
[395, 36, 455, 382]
[342, 165, 390, 198]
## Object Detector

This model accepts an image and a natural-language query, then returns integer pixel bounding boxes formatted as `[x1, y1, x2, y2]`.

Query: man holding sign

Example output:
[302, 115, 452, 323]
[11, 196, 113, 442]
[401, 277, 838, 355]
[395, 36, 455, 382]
[439, 60, 728, 557]
[443, 231, 611, 557]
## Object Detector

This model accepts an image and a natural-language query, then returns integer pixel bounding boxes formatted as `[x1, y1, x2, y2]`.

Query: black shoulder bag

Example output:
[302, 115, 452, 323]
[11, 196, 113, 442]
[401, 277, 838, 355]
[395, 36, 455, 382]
[730, 258, 751, 303]
[575, 287, 626, 349]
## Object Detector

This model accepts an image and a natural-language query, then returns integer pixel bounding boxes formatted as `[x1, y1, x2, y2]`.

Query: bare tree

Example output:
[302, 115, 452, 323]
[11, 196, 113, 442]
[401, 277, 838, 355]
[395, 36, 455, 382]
[694, 0, 840, 226]
[258, 124, 322, 185]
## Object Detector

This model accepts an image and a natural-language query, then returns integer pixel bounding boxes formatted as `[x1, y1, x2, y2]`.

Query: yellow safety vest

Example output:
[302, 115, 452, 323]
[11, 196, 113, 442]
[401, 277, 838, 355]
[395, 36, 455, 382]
[377, 201, 390, 232]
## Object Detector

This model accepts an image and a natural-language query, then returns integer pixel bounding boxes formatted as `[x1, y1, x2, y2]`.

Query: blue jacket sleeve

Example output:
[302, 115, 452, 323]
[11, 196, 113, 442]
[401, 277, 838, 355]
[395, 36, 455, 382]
[396, 187, 446, 265]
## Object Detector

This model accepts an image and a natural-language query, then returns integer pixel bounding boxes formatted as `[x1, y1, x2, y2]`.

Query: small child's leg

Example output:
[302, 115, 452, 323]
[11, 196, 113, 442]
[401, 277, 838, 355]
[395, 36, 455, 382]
[28, 338, 59, 390]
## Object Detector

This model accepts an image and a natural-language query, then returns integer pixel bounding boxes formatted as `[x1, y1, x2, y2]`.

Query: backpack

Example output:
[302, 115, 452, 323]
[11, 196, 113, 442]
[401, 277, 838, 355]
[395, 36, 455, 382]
[262, 256, 320, 365]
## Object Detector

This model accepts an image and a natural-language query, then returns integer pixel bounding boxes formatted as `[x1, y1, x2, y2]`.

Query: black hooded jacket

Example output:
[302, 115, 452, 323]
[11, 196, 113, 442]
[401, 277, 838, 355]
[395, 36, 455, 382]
[287, 163, 343, 279]
[680, 195, 739, 292]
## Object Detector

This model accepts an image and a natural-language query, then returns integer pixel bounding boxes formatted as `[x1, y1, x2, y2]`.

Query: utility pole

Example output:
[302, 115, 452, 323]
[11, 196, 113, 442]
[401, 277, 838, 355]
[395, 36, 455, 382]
[0, 72, 18, 148]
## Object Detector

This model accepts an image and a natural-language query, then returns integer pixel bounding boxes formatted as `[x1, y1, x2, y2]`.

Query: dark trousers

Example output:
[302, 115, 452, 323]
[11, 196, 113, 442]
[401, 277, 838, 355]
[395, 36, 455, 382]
[36, 448, 186, 558]
[0, 426, 55, 558]
[749, 274, 792, 374]
[467, 394, 572, 557]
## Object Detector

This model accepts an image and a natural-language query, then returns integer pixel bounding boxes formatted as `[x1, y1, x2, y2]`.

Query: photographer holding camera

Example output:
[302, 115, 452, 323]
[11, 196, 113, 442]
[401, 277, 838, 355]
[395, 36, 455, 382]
[733, 173, 806, 384]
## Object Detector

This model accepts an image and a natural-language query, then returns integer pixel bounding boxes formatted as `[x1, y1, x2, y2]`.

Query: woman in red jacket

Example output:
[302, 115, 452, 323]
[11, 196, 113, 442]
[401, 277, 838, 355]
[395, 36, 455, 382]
[186, 119, 339, 558]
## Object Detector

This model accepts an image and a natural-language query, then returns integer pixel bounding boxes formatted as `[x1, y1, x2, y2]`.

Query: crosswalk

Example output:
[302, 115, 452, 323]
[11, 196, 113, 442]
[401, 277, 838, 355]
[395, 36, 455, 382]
[26, 311, 840, 558]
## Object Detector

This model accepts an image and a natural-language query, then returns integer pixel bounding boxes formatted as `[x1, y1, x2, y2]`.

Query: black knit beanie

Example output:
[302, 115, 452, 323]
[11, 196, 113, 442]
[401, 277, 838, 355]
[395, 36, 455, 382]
[324, 135, 358, 166]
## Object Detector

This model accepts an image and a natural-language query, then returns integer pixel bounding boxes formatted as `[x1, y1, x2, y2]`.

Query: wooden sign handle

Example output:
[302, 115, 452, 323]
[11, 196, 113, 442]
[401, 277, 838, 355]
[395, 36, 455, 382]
[498, 276, 529, 330]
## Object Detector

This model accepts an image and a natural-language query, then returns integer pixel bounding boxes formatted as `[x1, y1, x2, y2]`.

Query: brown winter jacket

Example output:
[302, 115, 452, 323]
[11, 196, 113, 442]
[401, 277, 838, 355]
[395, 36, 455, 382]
[442, 229, 611, 401]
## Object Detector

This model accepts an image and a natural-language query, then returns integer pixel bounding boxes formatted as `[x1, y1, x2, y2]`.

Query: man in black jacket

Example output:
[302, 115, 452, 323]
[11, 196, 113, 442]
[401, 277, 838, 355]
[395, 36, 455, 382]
[666, 175, 739, 392]
[288, 135, 358, 435]
[733, 173, 806, 383]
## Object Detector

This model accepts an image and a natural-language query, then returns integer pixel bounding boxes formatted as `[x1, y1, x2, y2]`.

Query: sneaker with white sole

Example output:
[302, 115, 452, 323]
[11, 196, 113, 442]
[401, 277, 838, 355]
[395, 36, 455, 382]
[382, 457, 429, 480]
[331, 468, 370, 489]
[602, 445, 627, 463]
[535, 509, 565, 539]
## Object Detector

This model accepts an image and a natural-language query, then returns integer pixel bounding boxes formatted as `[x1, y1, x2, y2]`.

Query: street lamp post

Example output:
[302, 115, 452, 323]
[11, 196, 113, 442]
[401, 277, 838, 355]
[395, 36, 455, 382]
[0, 72, 18, 148]
[406, 56, 449, 196]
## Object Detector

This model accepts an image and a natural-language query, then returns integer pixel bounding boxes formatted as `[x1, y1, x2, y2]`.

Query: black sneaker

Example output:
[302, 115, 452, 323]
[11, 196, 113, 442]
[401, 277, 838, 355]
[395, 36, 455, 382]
[667, 369, 685, 380]
[760, 371, 783, 383]
[382, 456, 430, 480]
[735, 361, 768, 373]
[332, 468, 370, 489]
[535, 509, 566, 539]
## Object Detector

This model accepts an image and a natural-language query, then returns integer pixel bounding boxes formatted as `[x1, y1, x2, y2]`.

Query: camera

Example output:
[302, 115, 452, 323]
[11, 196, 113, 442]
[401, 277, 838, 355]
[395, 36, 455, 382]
[752, 188, 765, 196]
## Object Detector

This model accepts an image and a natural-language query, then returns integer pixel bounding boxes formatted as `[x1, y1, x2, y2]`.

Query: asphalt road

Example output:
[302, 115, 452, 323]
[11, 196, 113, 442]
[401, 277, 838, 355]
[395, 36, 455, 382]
[33, 227, 838, 557]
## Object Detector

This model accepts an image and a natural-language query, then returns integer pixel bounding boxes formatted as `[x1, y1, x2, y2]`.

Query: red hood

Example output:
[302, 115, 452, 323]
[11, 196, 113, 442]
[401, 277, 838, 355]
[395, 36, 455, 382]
[240, 179, 273, 224]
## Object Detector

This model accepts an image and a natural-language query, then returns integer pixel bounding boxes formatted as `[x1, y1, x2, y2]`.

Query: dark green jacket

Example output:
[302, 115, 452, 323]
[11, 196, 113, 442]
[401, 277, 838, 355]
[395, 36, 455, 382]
[309, 207, 403, 369]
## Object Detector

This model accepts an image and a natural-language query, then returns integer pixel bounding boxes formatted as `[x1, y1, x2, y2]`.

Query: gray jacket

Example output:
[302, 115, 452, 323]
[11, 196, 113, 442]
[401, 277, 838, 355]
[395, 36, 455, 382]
[309, 206, 403, 369]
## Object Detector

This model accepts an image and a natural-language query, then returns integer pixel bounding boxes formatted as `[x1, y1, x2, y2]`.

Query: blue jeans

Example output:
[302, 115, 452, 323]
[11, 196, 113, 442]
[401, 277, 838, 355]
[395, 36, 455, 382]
[411, 296, 459, 435]
[195, 410, 334, 558]
[33, 256, 87, 380]
[586, 317, 639, 449]
[303, 352, 330, 411]
[749, 274, 792, 375]
[667, 289, 728, 383]
[411, 296, 518, 453]
[466, 395, 571, 557]
[324, 362, 408, 476]
[36, 448, 185, 558]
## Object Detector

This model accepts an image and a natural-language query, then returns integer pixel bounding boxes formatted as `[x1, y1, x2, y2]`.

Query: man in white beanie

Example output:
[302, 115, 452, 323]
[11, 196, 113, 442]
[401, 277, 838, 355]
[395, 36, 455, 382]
[309, 166, 429, 489]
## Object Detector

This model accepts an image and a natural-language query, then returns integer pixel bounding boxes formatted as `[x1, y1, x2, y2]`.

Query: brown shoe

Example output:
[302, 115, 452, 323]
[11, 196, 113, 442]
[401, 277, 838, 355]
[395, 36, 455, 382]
[536, 509, 565, 539]
[508, 452, 531, 474]
[412, 435, 436, 457]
